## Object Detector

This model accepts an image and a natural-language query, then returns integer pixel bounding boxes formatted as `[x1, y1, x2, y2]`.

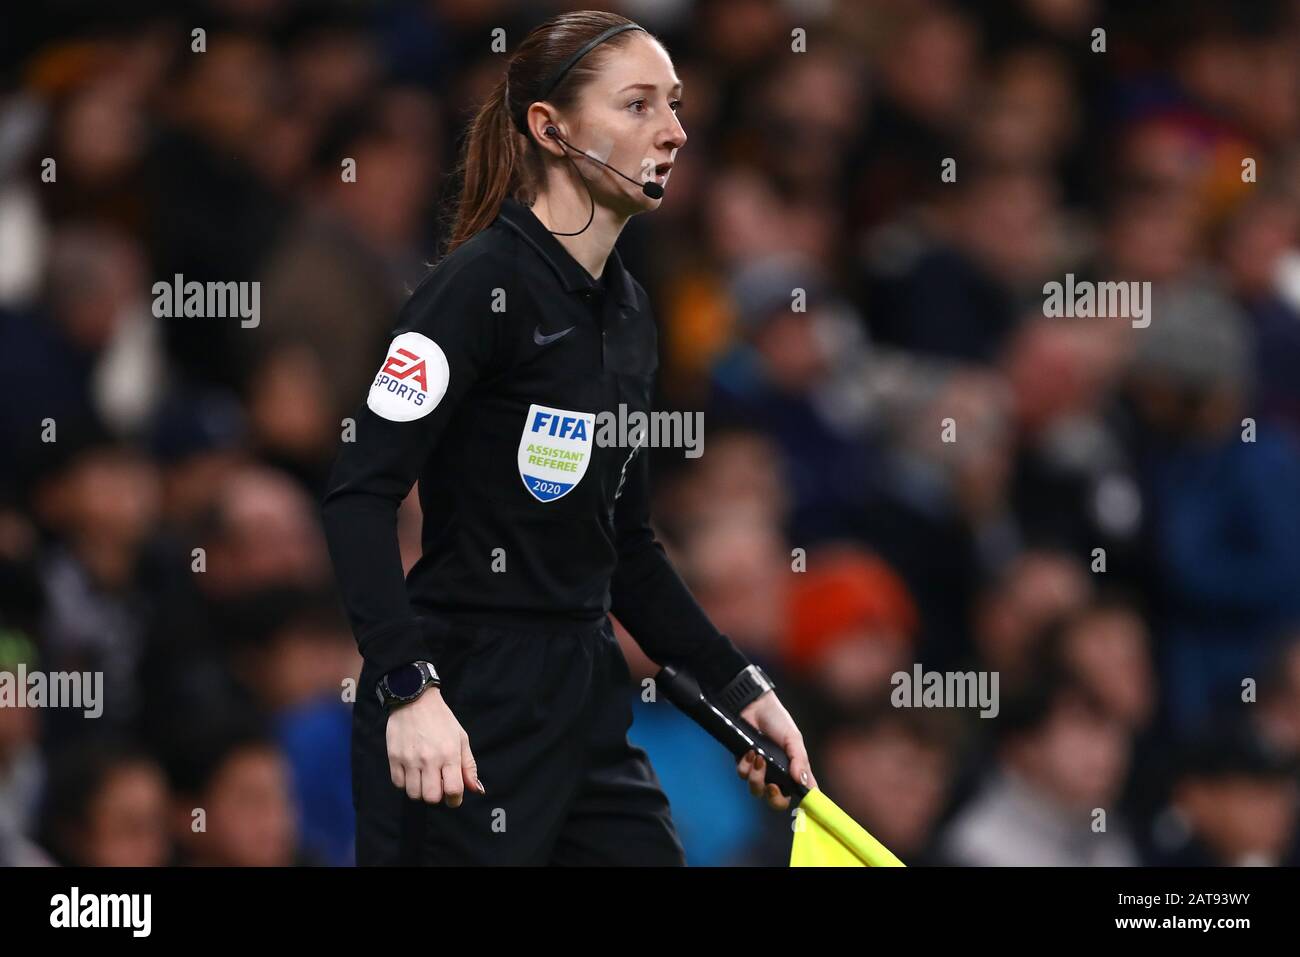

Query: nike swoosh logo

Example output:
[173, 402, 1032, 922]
[533, 325, 575, 346]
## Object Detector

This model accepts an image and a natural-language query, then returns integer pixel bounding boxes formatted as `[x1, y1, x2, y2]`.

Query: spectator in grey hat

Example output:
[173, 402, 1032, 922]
[708, 252, 879, 545]
[1132, 280, 1254, 409]
[729, 252, 837, 337]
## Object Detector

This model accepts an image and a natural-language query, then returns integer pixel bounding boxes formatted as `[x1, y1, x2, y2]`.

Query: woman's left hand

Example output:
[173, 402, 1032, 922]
[736, 691, 817, 811]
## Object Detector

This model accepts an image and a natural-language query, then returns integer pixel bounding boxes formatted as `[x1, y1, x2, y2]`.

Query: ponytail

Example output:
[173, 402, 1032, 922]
[442, 75, 526, 259]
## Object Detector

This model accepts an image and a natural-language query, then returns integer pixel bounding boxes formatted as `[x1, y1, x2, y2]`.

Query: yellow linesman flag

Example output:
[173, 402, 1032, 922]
[790, 789, 906, 867]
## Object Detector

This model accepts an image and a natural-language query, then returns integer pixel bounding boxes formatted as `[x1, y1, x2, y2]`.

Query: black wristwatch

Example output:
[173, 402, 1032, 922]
[376, 660, 441, 709]
[716, 664, 776, 714]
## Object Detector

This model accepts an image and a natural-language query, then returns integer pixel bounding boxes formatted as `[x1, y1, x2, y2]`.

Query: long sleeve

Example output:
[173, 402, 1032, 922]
[609, 436, 752, 694]
[321, 249, 507, 683]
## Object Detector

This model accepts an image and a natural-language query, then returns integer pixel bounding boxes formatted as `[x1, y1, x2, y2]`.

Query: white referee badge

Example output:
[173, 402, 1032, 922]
[367, 332, 449, 422]
[517, 403, 596, 502]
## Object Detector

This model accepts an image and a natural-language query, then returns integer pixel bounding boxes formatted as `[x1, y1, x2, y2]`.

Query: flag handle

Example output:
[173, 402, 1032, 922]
[655, 664, 809, 806]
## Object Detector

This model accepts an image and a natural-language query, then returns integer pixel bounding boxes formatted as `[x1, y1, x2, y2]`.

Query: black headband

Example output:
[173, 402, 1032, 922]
[511, 22, 647, 133]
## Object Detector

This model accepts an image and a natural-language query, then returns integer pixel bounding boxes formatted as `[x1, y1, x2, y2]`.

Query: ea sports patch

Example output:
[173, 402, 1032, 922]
[517, 403, 595, 502]
[367, 332, 449, 422]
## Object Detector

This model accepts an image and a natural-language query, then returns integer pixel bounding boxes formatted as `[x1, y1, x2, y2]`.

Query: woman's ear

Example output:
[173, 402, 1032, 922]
[524, 105, 565, 156]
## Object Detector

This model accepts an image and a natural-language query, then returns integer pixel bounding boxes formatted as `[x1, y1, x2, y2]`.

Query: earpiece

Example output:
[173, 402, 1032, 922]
[545, 126, 558, 139]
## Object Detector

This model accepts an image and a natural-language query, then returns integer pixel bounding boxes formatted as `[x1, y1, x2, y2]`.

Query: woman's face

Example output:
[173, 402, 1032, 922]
[561, 34, 687, 214]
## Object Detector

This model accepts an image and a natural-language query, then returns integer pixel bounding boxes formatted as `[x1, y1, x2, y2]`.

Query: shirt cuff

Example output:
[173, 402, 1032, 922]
[683, 634, 753, 696]
[357, 617, 449, 690]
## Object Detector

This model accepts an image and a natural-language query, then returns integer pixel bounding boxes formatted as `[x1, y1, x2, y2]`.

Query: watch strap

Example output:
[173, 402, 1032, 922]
[715, 664, 775, 714]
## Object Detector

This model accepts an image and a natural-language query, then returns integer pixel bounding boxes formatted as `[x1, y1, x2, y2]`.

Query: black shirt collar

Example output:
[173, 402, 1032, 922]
[496, 196, 637, 309]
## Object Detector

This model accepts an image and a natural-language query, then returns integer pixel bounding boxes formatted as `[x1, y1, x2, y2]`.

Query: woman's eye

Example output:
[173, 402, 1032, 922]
[628, 98, 683, 114]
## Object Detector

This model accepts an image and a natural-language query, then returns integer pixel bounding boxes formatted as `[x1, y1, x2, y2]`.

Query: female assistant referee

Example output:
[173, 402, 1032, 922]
[322, 10, 817, 866]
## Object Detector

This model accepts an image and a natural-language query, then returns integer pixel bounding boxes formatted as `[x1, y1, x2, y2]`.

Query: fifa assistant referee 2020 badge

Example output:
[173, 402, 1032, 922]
[518, 404, 596, 502]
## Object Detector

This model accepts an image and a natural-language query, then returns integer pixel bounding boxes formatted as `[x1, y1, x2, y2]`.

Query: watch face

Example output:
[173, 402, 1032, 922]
[385, 664, 424, 699]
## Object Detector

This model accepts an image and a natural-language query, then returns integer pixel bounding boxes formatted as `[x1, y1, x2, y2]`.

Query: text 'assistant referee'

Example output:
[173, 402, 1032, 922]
[517, 403, 596, 501]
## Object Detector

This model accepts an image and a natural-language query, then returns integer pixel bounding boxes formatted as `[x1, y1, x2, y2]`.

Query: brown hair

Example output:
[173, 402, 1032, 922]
[441, 10, 651, 259]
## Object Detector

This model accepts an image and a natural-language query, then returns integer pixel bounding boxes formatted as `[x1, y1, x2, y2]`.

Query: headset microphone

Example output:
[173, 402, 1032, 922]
[545, 126, 665, 199]
[541, 126, 665, 236]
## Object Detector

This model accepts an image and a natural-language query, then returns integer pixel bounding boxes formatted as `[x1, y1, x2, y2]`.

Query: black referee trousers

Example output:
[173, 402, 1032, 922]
[352, 617, 687, 865]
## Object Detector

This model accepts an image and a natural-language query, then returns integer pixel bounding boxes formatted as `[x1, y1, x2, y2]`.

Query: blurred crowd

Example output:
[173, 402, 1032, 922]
[3, 0, 1300, 866]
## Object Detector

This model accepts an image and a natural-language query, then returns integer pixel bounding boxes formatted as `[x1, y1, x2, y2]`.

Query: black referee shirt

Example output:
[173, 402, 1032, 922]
[321, 197, 751, 695]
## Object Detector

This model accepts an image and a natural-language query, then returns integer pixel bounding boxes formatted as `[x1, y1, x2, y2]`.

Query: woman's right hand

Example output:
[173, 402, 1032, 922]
[385, 688, 486, 806]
